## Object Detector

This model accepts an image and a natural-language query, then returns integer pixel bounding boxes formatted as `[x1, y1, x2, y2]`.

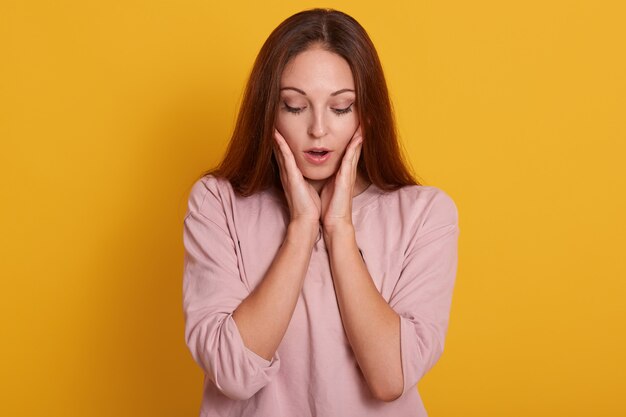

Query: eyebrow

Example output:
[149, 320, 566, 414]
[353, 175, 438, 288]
[280, 87, 355, 96]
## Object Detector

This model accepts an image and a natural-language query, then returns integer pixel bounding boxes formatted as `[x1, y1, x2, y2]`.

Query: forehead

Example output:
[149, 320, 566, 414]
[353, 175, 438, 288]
[280, 47, 355, 92]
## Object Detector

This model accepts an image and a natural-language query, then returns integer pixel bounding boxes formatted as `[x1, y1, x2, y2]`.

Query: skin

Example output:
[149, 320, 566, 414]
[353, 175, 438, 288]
[273, 44, 369, 230]
[232, 44, 404, 402]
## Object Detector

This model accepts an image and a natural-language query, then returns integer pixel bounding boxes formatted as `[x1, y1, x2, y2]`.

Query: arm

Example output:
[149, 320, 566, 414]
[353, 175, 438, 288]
[319, 130, 459, 401]
[325, 190, 459, 402]
[232, 220, 317, 361]
[182, 177, 316, 401]
[389, 191, 459, 395]
[184, 129, 322, 401]
[324, 227, 403, 402]
[319, 128, 403, 401]
[233, 128, 323, 360]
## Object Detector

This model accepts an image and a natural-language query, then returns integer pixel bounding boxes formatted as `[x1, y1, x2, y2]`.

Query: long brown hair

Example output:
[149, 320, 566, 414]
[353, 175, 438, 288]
[203, 8, 419, 195]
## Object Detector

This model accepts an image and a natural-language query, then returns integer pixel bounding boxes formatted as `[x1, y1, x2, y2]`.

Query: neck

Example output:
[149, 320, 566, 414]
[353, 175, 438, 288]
[307, 174, 370, 197]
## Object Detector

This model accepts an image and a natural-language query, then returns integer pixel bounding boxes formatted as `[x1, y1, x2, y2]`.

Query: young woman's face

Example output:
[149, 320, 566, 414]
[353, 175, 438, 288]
[275, 45, 359, 187]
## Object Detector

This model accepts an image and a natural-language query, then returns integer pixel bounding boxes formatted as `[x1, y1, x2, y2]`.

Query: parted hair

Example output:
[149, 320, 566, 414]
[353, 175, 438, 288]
[203, 8, 419, 195]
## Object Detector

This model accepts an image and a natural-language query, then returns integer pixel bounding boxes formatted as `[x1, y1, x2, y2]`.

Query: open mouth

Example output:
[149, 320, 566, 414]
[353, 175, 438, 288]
[306, 150, 329, 156]
[303, 149, 332, 164]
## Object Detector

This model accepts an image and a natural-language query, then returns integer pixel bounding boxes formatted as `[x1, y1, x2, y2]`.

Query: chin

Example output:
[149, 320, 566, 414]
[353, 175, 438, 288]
[298, 159, 340, 179]
[301, 167, 337, 181]
[302, 174, 332, 183]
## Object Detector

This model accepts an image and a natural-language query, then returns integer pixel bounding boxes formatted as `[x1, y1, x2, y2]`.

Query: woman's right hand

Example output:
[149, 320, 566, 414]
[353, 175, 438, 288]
[273, 129, 321, 226]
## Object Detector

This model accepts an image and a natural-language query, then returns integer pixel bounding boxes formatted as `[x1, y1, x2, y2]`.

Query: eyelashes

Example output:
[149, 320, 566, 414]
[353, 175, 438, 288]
[283, 103, 305, 114]
[333, 105, 354, 116]
[282, 102, 354, 116]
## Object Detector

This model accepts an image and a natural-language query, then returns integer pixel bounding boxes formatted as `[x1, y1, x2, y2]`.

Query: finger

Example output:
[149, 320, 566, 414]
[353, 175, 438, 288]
[352, 140, 362, 170]
[274, 129, 302, 180]
[342, 134, 364, 186]
[351, 141, 362, 182]
[273, 131, 290, 187]
[337, 124, 361, 172]
[273, 129, 288, 162]
[274, 129, 291, 151]
[272, 136, 284, 171]
[274, 130, 295, 175]
[344, 133, 363, 165]
[350, 124, 363, 141]
[334, 139, 360, 188]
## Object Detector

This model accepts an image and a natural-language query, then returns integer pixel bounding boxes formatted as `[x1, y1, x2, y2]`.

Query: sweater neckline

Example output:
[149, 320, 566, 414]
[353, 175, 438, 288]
[267, 181, 383, 213]
[352, 182, 384, 212]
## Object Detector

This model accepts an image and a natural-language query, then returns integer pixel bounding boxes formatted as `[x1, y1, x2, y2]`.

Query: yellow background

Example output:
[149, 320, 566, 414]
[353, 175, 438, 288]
[1, 1, 624, 416]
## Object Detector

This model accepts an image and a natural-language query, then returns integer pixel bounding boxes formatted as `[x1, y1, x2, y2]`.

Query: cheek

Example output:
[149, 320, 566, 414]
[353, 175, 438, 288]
[275, 115, 303, 148]
[332, 115, 359, 145]
[274, 113, 287, 134]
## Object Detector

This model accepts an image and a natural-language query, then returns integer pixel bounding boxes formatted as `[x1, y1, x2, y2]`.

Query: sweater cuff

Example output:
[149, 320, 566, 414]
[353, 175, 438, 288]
[245, 345, 275, 367]
[228, 313, 280, 369]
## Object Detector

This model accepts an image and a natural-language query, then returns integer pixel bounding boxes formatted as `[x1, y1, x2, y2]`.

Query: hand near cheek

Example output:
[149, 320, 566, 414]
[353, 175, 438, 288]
[320, 126, 363, 234]
[273, 129, 321, 226]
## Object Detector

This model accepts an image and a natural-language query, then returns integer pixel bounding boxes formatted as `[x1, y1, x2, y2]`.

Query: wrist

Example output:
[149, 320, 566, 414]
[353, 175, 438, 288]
[286, 219, 319, 246]
[322, 222, 355, 248]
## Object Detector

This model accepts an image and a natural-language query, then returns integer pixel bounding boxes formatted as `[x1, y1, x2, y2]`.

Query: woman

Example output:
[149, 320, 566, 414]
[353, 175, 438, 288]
[182, 8, 459, 417]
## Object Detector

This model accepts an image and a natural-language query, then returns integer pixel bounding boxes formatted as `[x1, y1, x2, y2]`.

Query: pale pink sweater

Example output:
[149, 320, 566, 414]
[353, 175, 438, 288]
[182, 175, 459, 417]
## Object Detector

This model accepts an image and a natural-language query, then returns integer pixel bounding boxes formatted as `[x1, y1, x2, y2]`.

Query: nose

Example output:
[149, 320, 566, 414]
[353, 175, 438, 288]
[307, 111, 327, 138]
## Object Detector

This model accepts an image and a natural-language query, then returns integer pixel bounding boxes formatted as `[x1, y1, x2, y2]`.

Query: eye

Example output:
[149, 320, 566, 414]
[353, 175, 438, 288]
[283, 102, 306, 115]
[332, 103, 354, 116]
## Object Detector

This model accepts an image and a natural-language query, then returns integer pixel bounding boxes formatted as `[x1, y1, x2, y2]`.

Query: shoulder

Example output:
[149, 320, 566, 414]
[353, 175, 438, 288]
[377, 184, 459, 227]
[403, 185, 457, 222]
[379, 184, 457, 216]
[186, 174, 281, 220]
[186, 174, 235, 216]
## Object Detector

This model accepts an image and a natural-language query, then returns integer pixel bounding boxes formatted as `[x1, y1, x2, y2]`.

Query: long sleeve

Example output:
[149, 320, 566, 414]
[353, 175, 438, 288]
[388, 189, 460, 396]
[182, 177, 281, 401]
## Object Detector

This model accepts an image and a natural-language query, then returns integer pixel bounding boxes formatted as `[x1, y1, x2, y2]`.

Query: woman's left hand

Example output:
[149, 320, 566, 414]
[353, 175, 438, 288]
[320, 126, 363, 235]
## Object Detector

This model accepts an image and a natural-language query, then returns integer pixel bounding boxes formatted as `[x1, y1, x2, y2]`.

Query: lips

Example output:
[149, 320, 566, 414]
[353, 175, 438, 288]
[303, 148, 332, 164]
[306, 150, 329, 157]
[305, 147, 331, 155]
